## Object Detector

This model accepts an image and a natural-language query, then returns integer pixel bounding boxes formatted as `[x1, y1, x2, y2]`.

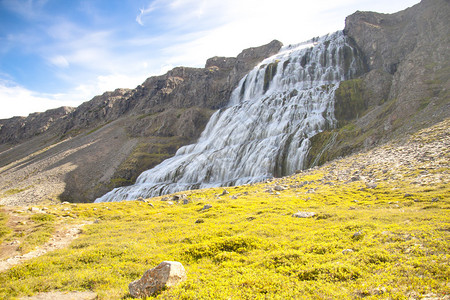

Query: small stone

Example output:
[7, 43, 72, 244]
[29, 207, 40, 212]
[148, 203, 154, 208]
[137, 197, 145, 202]
[342, 249, 354, 254]
[366, 183, 377, 189]
[195, 219, 205, 224]
[167, 201, 174, 205]
[431, 197, 439, 202]
[221, 190, 229, 196]
[273, 185, 285, 191]
[404, 193, 413, 198]
[350, 176, 360, 182]
[94, 219, 100, 224]
[352, 231, 364, 240]
[61, 202, 70, 205]
[182, 199, 190, 205]
[292, 212, 316, 218]
[129, 261, 187, 298]
[202, 204, 212, 211]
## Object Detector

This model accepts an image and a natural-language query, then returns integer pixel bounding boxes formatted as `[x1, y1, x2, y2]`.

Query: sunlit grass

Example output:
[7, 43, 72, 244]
[0, 121, 449, 299]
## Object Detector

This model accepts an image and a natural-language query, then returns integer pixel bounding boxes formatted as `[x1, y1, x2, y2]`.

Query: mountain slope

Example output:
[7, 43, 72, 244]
[0, 41, 282, 204]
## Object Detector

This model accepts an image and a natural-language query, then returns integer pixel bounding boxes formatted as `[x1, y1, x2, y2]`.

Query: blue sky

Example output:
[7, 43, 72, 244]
[0, 0, 420, 119]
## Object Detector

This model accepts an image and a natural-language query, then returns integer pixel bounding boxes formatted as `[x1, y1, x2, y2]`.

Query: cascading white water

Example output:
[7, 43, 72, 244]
[95, 31, 365, 202]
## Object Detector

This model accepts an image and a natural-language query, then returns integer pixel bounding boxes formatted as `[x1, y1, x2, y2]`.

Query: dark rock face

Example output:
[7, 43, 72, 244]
[307, 0, 450, 167]
[344, 0, 450, 131]
[0, 40, 282, 204]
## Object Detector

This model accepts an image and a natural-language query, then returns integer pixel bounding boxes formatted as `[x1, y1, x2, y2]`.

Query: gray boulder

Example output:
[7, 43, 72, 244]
[129, 261, 187, 298]
[292, 212, 316, 218]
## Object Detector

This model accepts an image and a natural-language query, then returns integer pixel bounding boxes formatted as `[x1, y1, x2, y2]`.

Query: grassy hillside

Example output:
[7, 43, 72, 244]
[0, 120, 448, 299]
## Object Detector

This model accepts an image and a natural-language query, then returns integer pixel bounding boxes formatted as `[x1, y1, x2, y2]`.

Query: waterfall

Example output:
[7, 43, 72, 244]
[95, 31, 365, 202]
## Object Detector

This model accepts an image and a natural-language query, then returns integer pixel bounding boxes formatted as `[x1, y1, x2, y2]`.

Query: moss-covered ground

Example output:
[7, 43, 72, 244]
[0, 121, 448, 299]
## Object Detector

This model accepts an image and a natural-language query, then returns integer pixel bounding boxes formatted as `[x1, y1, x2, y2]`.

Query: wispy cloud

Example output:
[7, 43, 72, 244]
[48, 55, 69, 68]
[136, 0, 161, 26]
[1, 0, 49, 20]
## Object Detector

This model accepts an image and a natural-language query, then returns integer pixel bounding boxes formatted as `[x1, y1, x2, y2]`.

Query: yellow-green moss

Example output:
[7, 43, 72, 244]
[334, 79, 366, 124]
[0, 121, 448, 299]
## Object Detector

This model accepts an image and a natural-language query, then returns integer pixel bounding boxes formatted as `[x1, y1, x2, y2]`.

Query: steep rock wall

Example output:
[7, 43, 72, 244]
[307, 0, 450, 167]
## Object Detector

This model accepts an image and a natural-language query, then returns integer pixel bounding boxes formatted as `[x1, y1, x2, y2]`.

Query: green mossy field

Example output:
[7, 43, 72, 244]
[0, 121, 449, 299]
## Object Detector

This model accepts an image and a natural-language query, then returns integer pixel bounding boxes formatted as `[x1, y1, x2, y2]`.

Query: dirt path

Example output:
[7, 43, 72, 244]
[0, 221, 91, 272]
[19, 291, 98, 300]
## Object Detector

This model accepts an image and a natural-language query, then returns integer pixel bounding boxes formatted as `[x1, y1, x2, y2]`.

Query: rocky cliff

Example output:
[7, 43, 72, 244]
[0, 40, 282, 204]
[306, 0, 450, 167]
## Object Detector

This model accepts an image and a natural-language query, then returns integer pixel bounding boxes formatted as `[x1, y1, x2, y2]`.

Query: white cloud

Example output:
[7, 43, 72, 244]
[0, 81, 80, 119]
[49, 55, 69, 68]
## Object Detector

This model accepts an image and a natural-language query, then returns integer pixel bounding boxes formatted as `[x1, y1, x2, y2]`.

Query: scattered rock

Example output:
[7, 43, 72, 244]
[221, 190, 229, 196]
[366, 183, 378, 189]
[421, 293, 450, 300]
[431, 197, 439, 202]
[342, 249, 354, 254]
[371, 287, 387, 295]
[202, 204, 212, 211]
[247, 217, 256, 221]
[195, 219, 204, 224]
[350, 176, 360, 182]
[148, 203, 155, 208]
[137, 197, 145, 202]
[61, 202, 70, 205]
[230, 195, 238, 200]
[129, 261, 187, 298]
[182, 199, 191, 205]
[352, 231, 364, 240]
[93, 219, 100, 224]
[273, 185, 285, 191]
[292, 212, 316, 218]
[404, 193, 413, 198]
[167, 201, 174, 205]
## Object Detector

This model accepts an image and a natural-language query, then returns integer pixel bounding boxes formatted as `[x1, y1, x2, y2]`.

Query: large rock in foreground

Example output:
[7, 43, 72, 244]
[129, 261, 187, 298]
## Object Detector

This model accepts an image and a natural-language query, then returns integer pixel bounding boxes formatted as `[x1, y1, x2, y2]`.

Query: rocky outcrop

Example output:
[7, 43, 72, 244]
[307, 0, 450, 167]
[0, 106, 75, 144]
[0, 40, 282, 204]
[129, 261, 187, 298]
